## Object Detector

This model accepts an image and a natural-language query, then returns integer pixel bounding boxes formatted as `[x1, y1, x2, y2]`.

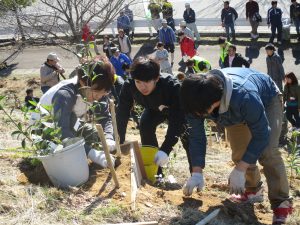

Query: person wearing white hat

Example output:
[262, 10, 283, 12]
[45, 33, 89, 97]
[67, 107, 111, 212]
[159, 19, 176, 66]
[40, 52, 65, 93]
[183, 3, 200, 42]
[177, 20, 194, 40]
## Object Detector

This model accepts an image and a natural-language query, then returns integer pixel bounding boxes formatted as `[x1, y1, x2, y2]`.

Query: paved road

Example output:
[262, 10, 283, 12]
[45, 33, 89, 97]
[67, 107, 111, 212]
[0, 43, 299, 78]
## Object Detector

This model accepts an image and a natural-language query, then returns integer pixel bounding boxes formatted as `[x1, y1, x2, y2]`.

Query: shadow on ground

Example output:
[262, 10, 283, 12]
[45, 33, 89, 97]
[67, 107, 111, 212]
[0, 63, 18, 77]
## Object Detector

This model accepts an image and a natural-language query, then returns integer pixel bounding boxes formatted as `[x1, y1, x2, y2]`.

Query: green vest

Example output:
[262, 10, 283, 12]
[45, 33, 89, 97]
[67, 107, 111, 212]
[192, 56, 212, 73]
[220, 42, 232, 63]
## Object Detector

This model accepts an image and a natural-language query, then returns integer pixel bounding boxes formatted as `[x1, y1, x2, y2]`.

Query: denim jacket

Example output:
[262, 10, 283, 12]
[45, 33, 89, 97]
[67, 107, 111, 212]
[187, 68, 280, 168]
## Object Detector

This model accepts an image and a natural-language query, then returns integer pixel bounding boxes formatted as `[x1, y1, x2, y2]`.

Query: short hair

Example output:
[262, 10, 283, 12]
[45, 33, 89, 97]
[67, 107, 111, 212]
[118, 29, 124, 33]
[131, 57, 160, 81]
[177, 72, 185, 81]
[291, 0, 296, 2]
[178, 31, 185, 36]
[265, 43, 275, 51]
[218, 36, 226, 44]
[224, 1, 229, 5]
[181, 74, 223, 116]
[198, 61, 206, 71]
[271, 1, 277, 5]
[228, 45, 237, 52]
[103, 35, 110, 40]
[157, 42, 164, 48]
[285, 72, 298, 85]
[26, 89, 33, 95]
[77, 55, 115, 91]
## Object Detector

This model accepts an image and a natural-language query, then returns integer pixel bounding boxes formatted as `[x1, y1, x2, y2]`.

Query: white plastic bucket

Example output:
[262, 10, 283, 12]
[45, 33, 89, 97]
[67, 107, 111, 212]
[37, 139, 89, 188]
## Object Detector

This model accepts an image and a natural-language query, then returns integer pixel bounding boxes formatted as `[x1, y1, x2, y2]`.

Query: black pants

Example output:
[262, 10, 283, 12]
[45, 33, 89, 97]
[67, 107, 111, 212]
[270, 24, 282, 43]
[286, 105, 300, 128]
[139, 109, 192, 174]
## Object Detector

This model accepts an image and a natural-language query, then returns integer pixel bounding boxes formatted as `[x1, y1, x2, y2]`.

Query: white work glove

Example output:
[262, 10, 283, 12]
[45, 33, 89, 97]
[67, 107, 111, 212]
[228, 168, 246, 195]
[106, 139, 116, 152]
[88, 148, 115, 168]
[154, 150, 169, 167]
[183, 172, 205, 196]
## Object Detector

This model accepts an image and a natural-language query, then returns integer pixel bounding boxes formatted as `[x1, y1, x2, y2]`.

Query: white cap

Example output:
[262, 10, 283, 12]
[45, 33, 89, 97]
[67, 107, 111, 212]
[47, 52, 60, 62]
[161, 19, 167, 24]
[180, 21, 187, 26]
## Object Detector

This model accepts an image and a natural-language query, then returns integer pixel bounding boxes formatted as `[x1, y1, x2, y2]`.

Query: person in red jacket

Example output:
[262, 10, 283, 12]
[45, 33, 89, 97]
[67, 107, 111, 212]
[82, 23, 95, 42]
[178, 31, 196, 59]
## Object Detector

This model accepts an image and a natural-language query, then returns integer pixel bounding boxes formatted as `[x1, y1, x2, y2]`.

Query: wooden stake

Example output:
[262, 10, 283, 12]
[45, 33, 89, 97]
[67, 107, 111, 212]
[96, 124, 120, 188]
[109, 100, 122, 158]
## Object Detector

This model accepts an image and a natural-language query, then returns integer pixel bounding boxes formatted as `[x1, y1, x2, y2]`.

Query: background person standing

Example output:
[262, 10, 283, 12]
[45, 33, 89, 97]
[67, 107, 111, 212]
[221, 1, 238, 42]
[267, 1, 283, 44]
[246, 0, 260, 39]
[183, 3, 200, 43]
[290, 0, 300, 42]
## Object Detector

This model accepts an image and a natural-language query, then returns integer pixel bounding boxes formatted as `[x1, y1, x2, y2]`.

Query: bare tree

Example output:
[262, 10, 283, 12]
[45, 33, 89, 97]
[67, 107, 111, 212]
[19, 0, 139, 54]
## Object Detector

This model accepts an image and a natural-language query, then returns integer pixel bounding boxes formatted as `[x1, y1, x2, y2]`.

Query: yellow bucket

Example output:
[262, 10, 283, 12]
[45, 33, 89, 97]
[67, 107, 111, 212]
[140, 146, 158, 183]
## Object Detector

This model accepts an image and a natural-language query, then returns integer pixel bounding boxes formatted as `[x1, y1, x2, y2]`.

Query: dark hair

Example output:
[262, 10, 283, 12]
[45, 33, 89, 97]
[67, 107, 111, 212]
[186, 59, 195, 67]
[291, 0, 296, 2]
[103, 35, 110, 40]
[181, 74, 223, 116]
[157, 42, 164, 47]
[26, 89, 33, 95]
[218, 36, 226, 44]
[285, 72, 298, 85]
[178, 31, 185, 36]
[224, 1, 229, 5]
[271, 1, 277, 5]
[198, 61, 206, 71]
[131, 57, 160, 81]
[77, 55, 115, 91]
[228, 44, 237, 52]
[265, 43, 275, 51]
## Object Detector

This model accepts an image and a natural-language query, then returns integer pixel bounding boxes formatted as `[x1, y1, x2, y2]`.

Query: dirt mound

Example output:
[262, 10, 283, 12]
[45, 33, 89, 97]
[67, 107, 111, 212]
[26, 78, 40, 88]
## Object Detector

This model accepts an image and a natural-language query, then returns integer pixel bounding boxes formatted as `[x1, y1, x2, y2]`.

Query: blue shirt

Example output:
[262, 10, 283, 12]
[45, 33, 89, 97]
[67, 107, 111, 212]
[110, 53, 132, 77]
[187, 68, 279, 168]
[159, 26, 176, 44]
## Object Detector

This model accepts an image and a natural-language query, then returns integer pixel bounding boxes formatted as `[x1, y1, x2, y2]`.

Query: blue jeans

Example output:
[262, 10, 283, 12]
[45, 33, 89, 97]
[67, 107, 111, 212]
[41, 86, 50, 94]
[225, 23, 235, 40]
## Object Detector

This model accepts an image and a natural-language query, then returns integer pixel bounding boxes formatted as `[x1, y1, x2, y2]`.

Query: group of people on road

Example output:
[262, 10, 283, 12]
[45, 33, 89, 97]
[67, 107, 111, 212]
[33, 1, 300, 225]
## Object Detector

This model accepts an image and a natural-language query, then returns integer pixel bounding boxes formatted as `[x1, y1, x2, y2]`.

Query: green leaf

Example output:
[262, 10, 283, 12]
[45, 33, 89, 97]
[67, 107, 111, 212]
[0, 96, 5, 101]
[21, 139, 26, 149]
[0, 104, 3, 110]
[11, 130, 22, 136]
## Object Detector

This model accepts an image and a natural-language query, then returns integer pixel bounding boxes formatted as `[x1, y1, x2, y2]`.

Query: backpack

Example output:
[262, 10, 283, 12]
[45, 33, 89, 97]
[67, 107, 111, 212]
[253, 12, 262, 23]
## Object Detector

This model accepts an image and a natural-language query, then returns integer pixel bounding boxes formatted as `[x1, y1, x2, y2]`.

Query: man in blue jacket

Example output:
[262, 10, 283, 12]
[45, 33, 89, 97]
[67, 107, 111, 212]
[110, 47, 132, 78]
[159, 19, 176, 66]
[117, 10, 131, 36]
[180, 68, 292, 224]
[267, 1, 283, 44]
[221, 1, 238, 42]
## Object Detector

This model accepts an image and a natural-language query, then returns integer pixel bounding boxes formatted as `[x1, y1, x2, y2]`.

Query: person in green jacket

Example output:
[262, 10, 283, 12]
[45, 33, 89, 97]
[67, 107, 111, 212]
[218, 36, 232, 68]
[283, 72, 300, 129]
[185, 56, 212, 74]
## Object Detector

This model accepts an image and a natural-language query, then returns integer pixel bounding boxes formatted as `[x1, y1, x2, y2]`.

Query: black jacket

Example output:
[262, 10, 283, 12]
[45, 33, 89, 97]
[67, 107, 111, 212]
[290, 3, 300, 21]
[116, 74, 185, 154]
[183, 8, 196, 23]
[224, 53, 250, 68]
[221, 7, 238, 25]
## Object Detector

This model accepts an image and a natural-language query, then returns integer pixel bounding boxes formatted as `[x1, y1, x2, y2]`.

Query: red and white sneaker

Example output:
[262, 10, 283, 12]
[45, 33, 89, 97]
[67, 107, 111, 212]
[272, 201, 293, 225]
[229, 188, 264, 203]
